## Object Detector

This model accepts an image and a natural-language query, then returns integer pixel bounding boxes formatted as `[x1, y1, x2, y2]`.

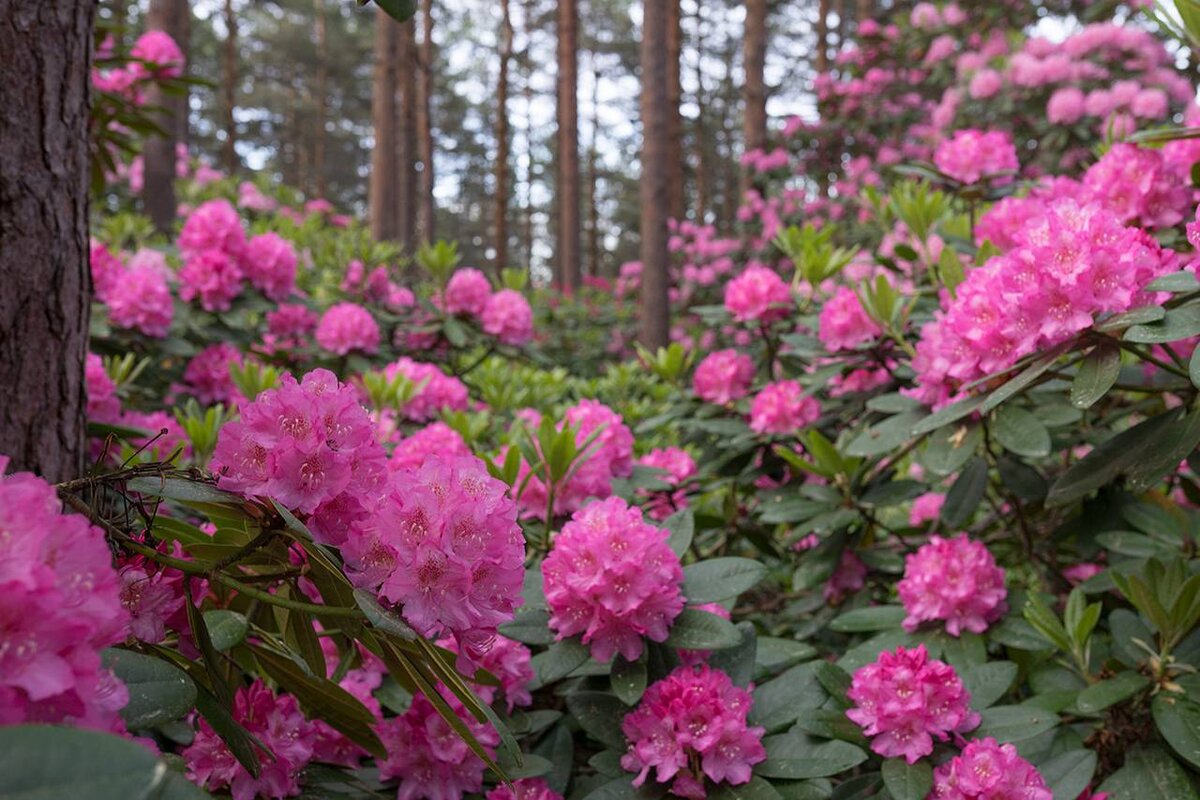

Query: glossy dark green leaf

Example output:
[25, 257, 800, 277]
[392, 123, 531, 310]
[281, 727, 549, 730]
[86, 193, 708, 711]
[1038, 749, 1096, 800]
[611, 652, 648, 705]
[500, 608, 555, 645]
[664, 509, 695, 557]
[709, 623, 758, 687]
[756, 734, 868, 780]
[1153, 693, 1200, 770]
[973, 705, 1058, 743]
[881, 758, 932, 800]
[992, 406, 1051, 459]
[940, 457, 989, 527]
[202, 610, 248, 651]
[101, 649, 196, 730]
[663, 608, 742, 650]
[532, 638, 591, 687]
[1099, 744, 1199, 800]
[1076, 671, 1149, 714]
[1071, 345, 1121, 408]
[566, 691, 629, 749]
[829, 605, 906, 633]
[962, 661, 1017, 710]
[682, 558, 768, 603]
[1124, 302, 1200, 343]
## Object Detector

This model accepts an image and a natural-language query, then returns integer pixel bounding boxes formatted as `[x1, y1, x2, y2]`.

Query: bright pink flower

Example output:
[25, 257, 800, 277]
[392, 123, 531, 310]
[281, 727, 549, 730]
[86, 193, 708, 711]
[621, 665, 766, 799]
[824, 550, 867, 604]
[265, 303, 319, 349]
[693, 349, 755, 404]
[934, 130, 1019, 185]
[389, 422, 471, 473]
[86, 353, 121, 423]
[899, 535, 1007, 636]
[178, 199, 245, 260]
[636, 447, 697, 520]
[130, 30, 184, 78]
[1083, 143, 1188, 228]
[90, 240, 124, 303]
[443, 268, 493, 316]
[847, 645, 979, 763]
[724, 264, 793, 323]
[748, 380, 821, 434]
[181, 343, 242, 406]
[482, 289, 534, 345]
[238, 181, 277, 212]
[384, 358, 470, 422]
[179, 248, 244, 311]
[184, 681, 317, 800]
[819, 286, 884, 351]
[439, 634, 534, 712]
[909, 493, 945, 526]
[242, 232, 297, 301]
[968, 69, 1003, 99]
[107, 263, 173, 337]
[316, 302, 380, 355]
[543, 497, 685, 662]
[1047, 87, 1086, 123]
[486, 778, 563, 800]
[931, 737, 1051, 800]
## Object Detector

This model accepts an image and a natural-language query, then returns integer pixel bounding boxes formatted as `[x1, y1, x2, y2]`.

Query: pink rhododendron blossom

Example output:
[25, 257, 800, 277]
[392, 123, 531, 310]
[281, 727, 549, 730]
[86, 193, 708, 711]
[384, 358, 470, 422]
[693, 349, 755, 404]
[636, 447, 697, 520]
[621, 665, 767, 799]
[119, 566, 184, 644]
[824, 550, 867, 604]
[178, 199, 246, 259]
[486, 778, 563, 800]
[482, 288, 534, 344]
[107, 263, 173, 337]
[543, 497, 685, 662]
[1082, 143, 1188, 228]
[930, 737, 1051, 800]
[242, 231, 298, 300]
[748, 380, 821, 434]
[316, 302, 380, 355]
[179, 248, 244, 311]
[90, 240, 124, 302]
[899, 534, 1007, 635]
[389, 421, 471, 472]
[181, 343, 242, 406]
[86, 353, 121, 422]
[819, 286, 884, 351]
[0, 456, 129, 730]
[439, 634, 534, 712]
[1047, 87, 1086, 123]
[934, 129, 1019, 184]
[130, 30, 184, 78]
[847, 645, 979, 763]
[968, 69, 1003, 99]
[443, 267, 492, 316]
[909, 493, 945, 526]
[723, 264, 793, 323]
[184, 680, 317, 800]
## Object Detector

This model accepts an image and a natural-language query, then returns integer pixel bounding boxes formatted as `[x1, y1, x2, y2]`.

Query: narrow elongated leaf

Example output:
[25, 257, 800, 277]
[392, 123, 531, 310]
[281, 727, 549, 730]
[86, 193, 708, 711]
[202, 610, 248, 651]
[664, 510, 695, 557]
[1076, 671, 1149, 714]
[101, 649, 196, 730]
[981, 343, 1072, 413]
[992, 406, 1051, 459]
[1124, 303, 1200, 343]
[1153, 693, 1200, 770]
[829, 605, 906, 633]
[682, 558, 768, 603]
[664, 608, 742, 650]
[532, 638, 591, 687]
[756, 734, 868, 779]
[1099, 744, 1200, 800]
[708, 777, 784, 800]
[1047, 411, 1181, 507]
[940, 457, 989, 527]
[1072, 345, 1121, 408]
[1038, 749, 1096, 800]
[973, 706, 1058, 743]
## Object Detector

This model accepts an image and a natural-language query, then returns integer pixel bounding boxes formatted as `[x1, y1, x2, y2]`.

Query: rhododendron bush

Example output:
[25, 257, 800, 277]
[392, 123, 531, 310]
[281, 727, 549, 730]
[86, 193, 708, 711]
[19, 3, 1200, 800]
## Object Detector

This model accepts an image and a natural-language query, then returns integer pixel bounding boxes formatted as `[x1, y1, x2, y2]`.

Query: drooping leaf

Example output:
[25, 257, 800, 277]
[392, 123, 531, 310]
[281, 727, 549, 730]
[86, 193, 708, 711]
[881, 758, 933, 800]
[101, 649, 197, 730]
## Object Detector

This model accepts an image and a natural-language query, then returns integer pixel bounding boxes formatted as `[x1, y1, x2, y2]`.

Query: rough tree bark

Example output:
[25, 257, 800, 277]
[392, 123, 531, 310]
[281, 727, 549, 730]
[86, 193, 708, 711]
[585, 53, 600, 279]
[398, 16, 419, 251]
[742, 0, 768, 179]
[417, 0, 435, 243]
[370, 8, 399, 241]
[220, 0, 236, 174]
[639, 0, 670, 349]
[314, 0, 328, 198]
[555, 0, 581, 292]
[0, 0, 95, 481]
[816, 0, 830, 74]
[494, 0, 513, 273]
[142, 0, 187, 233]
[665, 0, 685, 223]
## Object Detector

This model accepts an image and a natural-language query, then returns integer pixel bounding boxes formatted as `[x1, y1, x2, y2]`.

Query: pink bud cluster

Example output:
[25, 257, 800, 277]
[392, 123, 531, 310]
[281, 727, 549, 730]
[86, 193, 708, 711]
[723, 263, 793, 323]
[542, 497, 685, 662]
[184, 680, 318, 800]
[931, 737, 1052, 800]
[316, 301, 381, 356]
[621, 665, 767, 799]
[384, 358, 470, 421]
[748, 380, 821, 435]
[693, 349, 755, 405]
[847, 645, 979, 763]
[898, 535, 1007, 636]
[0, 456, 130, 731]
[933, 129, 1019, 185]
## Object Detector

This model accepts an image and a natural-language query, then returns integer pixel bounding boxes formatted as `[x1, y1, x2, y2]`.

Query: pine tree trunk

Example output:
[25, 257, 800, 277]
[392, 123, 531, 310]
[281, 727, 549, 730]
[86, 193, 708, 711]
[370, 9, 399, 241]
[142, 0, 186, 232]
[857, 0, 872, 26]
[398, 16, 419, 252]
[0, 0, 95, 481]
[742, 0, 768, 161]
[639, 0, 670, 349]
[586, 55, 600, 279]
[520, 0, 536, 270]
[692, 1, 709, 223]
[555, 0, 581, 292]
[314, 0, 328, 198]
[221, 0, 237, 174]
[816, 0, 830, 74]
[417, 0, 435, 243]
[494, 0, 512, 273]
[665, 0, 685, 223]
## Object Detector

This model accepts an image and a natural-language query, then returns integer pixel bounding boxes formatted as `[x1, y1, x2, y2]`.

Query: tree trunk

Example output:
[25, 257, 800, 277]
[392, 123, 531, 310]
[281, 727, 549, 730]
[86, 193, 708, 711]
[0, 0, 95, 481]
[816, 0, 830, 74]
[417, 0, 435, 244]
[857, 0, 872, 26]
[742, 0, 768, 161]
[665, 0, 685, 223]
[585, 54, 600, 279]
[692, 1, 709, 223]
[370, 8, 399, 241]
[520, 0, 536, 271]
[639, 0, 670, 349]
[221, 0, 236, 174]
[398, 16, 419, 251]
[314, 0, 328, 198]
[494, 0, 512, 273]
[142, 0, 187, 232]
[555, 0, 581, 293]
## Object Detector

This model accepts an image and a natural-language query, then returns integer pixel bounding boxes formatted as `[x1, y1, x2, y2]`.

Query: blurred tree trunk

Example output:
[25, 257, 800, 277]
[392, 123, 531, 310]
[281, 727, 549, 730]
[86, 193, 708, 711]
[521, 0, 536, 271]
[417, 0, 435, 243]
[142, 0, 188, 232]
[665, 0, 684, 223]
[816, 0, 829, 73]
[857, 0, 872, 25]
[585, 54, 600, 280]
[370, 9, 399, 240]
[398, 16, 418, 251]
[221, 0, 236, 174]
[314, 0, 328, 198]
[639, 0, 669, 349]
[692, 1, 709, 223]
[0, 0, 95, 481]
[742, 0, 768, 194]
[555, 0, 581, 292]
[494, 0, 512, 273]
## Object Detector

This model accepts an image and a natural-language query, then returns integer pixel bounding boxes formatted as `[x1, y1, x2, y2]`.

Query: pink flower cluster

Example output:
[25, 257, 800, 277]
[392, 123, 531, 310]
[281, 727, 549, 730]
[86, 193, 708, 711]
[637, 447, 697, 520]
[342, 455, 525, 663]
[388, 421, 471, 473]
[910, 199, 1170, 406]
[542, 497, 685, 662]
[723, 264, 793, 323]
[486, 779, 563, 800]
[90, 243, 174, 338]
[621, 665, 767, 799]
[242, 231, 298, 301]
[184, 680, 317, 800]
[442, 267, 492, 315]
[898, 535, 1007, 636]
[0, 456, 130, 730]
[1082, 143, 1189, 229]
[181, 343, 243, 406]
[748, 380, 821, 435]
[847, 645, 979, 763]
[178, 200, 248, 311]
[933, 129, 1018, 185]
[86, 352, 122, 423]
[482, 288, 535, 345]
[439, 634, 534, 712]
[819, 287, 883, 352]
[316, 302, 381, 356]
[931, 738, 1052, 800]
[211, 368, 388, 544]
[384, 358, 470, 422]
[693, 349, 755, 405]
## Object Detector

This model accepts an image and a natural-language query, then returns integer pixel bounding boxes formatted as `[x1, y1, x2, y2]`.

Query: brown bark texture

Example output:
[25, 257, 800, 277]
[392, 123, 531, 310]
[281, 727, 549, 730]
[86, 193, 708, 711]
[221, 0, 236, 174]
[370, 9, 399, 241]
[418, 0, 436, 243]
[0, 0, 96, 482]
[665, 0, 685, 223]
[143, 0, 188, 232]
[639, 0, 670, 349]
[555, 0, 581, 292]
[314, 0, 328, 198]
[742, 0, 768, 155]
[398, 16, 419, 251]
[495, 0, 513, 272]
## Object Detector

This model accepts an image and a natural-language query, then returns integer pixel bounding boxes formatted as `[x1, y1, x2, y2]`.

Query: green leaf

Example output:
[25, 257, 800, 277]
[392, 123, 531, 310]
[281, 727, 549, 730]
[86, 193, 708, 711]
[911, 395, 987, 437]
[962, 661, 1017, 710]
[756, 734, 868, 779]
[500, 609, 556, 645]
[813, 661, 852, 704]
[202, 610, 248, 651]
[373, 0, 419, 22]
[1072, 345, 1121, 408]
[1077, 671, 1150, 715]
[991, 406, 1051, 459]
[0, 725, 211, 799]
[972, 705, 1058, 743]
[611, 653, 648, 705]
[682, 558, 768, 603]
[829, 605, 906, 633]
[566, 691, 628, 749]
[1038, 749, 1097, 800]
[353, 589, 418, 640]
[193, 687, 264, 777]
[1046, 411, 1181, 507]
[921, 423, 981, 476]
[1124, 302, 1200, 343]
[1153, 693, 1200, 770]
[708, 776, 784, 800]
[664, 510, 695, 557]
[578, 777, 666, 799]
[881, 758, 932, 800]
[101, 649, 196, 730]
[751, 664, 824, 732]
[709, 623, 758, 687]
[127, 475, 245, 507]
[532, 638, 591, 687]
[664, 608, 743, 650]
[755, 638, 817, 676]
[981, 344, 1072, 413]
[858, 480, 925, 509]
[845, 412, 923, 457]
[1190, 344, 1200, 390]
[939, 457, 989, 527]
[1099, 744, 1200, 800]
